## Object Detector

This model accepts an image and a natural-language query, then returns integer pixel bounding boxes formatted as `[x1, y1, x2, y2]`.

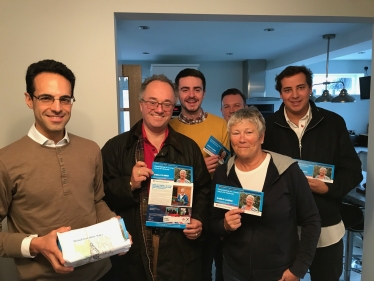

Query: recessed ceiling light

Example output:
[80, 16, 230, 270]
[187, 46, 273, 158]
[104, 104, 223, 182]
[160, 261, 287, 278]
[139, 26, 150, 30]
[358, 51, 365, 54]
[142, 52, 149, 55]
[226, 53, 233, 55]
[264, 28, 275, 32]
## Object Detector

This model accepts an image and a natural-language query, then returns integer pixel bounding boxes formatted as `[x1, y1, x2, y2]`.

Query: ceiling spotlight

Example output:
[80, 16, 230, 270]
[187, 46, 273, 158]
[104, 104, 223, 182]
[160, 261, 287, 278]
[264, 28, 274, 32]
[226, 53, 233, 55]
[139, 26, 150, 30]
[142, 52, 149, 55]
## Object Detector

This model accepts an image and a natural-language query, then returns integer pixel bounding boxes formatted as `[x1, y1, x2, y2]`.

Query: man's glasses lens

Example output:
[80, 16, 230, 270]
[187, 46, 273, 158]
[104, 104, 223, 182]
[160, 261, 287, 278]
[142, 99, 173, 111]
[34, 95, 75, 105]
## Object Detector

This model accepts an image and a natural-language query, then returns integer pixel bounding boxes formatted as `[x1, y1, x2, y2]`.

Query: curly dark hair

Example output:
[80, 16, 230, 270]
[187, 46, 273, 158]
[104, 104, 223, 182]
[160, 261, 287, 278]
[275, 66, 313, 93]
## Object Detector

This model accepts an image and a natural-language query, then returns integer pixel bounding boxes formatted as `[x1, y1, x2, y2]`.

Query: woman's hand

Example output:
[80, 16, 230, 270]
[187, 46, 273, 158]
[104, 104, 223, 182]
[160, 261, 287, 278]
[224, 209, 244, 232]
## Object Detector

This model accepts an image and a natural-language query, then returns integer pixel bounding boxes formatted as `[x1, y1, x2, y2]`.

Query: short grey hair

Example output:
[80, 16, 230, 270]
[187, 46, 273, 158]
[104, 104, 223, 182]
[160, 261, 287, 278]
[227, 106, 266, 136]
[138, 74, 179, 101]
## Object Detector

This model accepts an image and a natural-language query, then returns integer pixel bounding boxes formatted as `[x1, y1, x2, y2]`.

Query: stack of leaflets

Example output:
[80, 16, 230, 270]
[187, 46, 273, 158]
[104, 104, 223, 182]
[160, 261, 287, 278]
[203, 135, 230, 164]
[213, 184, 264, 216]
[296, 159, 334, 183]
[57, 218, 131, 267]
[146, 162, 194, 229]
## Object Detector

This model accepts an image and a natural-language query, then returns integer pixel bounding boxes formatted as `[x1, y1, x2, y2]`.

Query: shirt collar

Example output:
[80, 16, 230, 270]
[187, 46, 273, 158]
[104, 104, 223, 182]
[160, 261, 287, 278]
[178, 108, 208, 124]
[27, 124, 69, 147]
[141, 123, 169, 145]
[284, 104, 312, 128]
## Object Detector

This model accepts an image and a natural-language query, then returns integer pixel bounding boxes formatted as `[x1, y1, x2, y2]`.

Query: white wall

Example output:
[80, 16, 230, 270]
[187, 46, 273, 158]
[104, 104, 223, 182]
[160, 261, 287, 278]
[1, 1, 374, 280]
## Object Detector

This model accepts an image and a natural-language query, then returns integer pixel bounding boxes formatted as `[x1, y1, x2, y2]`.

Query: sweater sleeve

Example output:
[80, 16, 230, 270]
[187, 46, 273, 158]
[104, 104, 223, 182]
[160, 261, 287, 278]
[210, 166, 232, 238]
[288, 164, 321, 278]
[93, 147, 116, 222]
[0, 160, 29, 258]
[189, 141, 212, 235]
[325, 117, 362, 198]
[221, 123, 230, 152]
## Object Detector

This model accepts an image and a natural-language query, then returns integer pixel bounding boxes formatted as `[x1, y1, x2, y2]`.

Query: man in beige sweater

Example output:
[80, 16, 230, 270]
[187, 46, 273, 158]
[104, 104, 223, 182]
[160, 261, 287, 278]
[0, 59, 117, 280]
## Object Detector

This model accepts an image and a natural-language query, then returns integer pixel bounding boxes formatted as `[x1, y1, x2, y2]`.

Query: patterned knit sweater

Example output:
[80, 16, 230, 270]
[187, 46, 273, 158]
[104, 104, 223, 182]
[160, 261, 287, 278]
[169, 113, 230, 157]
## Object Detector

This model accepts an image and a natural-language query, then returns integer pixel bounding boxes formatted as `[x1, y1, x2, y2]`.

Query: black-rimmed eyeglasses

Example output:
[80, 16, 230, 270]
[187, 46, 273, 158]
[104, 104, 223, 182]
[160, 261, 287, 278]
[140, 99, 174, 111]
[32, 94, 76, 105]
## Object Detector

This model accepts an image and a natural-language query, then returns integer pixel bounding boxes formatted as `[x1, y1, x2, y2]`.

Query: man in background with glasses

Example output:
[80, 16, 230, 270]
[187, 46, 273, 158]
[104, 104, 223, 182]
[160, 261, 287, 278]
[0, 59, 117, 280]
[100, 74, 211, 281]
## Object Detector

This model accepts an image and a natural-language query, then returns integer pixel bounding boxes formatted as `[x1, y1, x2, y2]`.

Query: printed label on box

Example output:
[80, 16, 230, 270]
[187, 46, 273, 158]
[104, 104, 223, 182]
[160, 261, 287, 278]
[57, 218, 131, 267]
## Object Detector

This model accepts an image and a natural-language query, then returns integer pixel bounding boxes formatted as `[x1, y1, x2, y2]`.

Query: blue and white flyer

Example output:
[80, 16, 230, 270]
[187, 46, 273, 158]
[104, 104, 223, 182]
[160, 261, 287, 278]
[146, 162, 194, 229]
[203, 135, 231, 164]
[213, 184, 264, 216]
[296, 159, 334, 183]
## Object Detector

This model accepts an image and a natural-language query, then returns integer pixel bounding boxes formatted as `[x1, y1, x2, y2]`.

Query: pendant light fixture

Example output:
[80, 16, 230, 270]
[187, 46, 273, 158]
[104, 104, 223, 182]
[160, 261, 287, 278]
[314, 34, 355, 103]
[331, 88, 355, 102]
[315, 34, 335, 102]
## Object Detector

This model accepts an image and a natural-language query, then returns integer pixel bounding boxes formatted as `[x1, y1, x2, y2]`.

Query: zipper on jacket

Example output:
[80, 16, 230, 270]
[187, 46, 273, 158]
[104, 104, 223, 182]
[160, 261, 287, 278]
[139, 197, 155, 280]
[275, 116, 324, 160]
[297, 117, 323, 159]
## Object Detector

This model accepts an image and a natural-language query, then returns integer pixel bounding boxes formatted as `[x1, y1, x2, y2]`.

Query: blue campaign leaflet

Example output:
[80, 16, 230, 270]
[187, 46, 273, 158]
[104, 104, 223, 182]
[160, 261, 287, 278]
[152, 162, 194, 183]
[146, 162, 194, 229]
[214, 184, 264, 216]
[296, 159, 334, 183]
[203, 135, 231, 164]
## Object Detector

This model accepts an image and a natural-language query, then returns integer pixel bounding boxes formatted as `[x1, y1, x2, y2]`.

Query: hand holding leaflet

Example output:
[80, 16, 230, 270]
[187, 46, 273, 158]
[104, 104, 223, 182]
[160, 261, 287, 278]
[213, 184, 264, 216]
[203, 136, 230, 164]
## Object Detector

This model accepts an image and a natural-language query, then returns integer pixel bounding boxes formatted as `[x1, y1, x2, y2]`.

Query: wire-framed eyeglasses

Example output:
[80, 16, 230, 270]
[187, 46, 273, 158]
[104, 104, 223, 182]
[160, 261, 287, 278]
[141, 99, 174, 111]
[33, 94, 76, 105]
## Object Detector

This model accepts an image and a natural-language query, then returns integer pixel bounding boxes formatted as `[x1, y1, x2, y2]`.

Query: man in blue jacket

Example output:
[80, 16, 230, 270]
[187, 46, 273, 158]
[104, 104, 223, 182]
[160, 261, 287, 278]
[263, 65, 362, 281]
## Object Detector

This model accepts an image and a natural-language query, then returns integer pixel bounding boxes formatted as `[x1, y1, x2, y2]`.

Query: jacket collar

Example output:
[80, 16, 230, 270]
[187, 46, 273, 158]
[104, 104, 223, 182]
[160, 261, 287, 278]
[276, 100, 324, 128]
[226, 150, 295, 177]
[125, 119, 184, 154]
[225, 151, 296, 192]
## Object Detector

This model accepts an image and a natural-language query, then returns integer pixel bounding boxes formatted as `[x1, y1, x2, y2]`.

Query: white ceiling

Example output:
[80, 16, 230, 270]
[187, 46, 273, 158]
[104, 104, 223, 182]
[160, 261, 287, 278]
[115, 15, 373, 69]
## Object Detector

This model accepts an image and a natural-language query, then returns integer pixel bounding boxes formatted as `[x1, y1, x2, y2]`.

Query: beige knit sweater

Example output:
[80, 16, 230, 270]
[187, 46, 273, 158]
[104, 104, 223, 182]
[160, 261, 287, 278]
[0, 134, 116, 281]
